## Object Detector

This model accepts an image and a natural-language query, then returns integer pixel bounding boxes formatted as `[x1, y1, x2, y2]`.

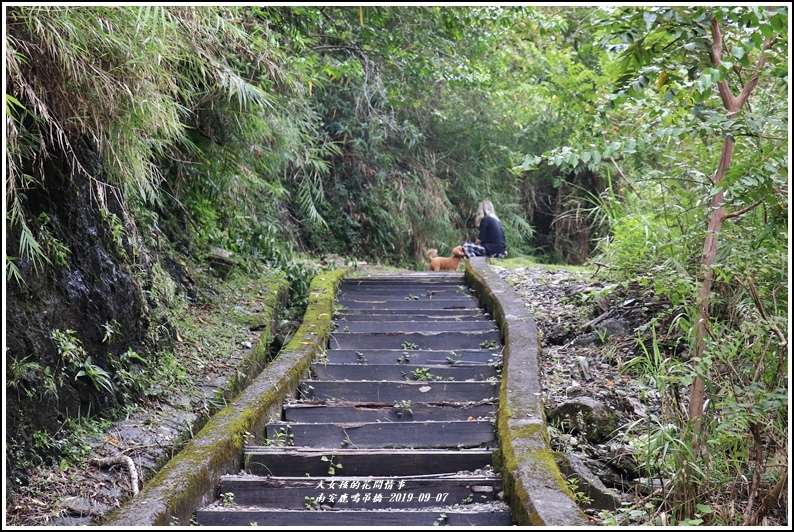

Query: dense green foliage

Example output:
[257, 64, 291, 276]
[4, 5, 788, 526]
[525, 6, 788, 525]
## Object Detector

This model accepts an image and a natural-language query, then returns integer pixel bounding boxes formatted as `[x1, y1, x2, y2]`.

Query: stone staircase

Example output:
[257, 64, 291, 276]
[194, 272, 515, 526]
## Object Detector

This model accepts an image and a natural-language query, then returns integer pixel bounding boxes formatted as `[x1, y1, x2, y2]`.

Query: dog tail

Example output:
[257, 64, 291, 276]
[426, 249, 438, 259]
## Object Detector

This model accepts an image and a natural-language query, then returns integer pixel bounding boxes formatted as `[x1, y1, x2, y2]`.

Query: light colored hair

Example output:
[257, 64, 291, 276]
[475, 200, 499, 226]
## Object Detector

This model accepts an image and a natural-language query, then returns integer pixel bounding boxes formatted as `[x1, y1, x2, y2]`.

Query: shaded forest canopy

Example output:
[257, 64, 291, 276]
[4, 5, 788, 526]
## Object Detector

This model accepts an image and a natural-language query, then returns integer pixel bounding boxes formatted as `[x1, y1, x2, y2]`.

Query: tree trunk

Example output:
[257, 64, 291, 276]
[688, 138, 733, 432]
[686, 14, 771, 438]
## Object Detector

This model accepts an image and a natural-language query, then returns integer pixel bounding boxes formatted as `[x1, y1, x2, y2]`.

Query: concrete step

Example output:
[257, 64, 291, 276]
[321, 349, 502, 365]
[195, 507, 513, 526]
[241, 447, 496, 477]
[328, 330, 501, 350]
[195, 270, 513, 526]
[300, 379, 500, 403]
[264, 419, 496, 449]
[283, 400, 497, 423]
[310, 362, 499, 381]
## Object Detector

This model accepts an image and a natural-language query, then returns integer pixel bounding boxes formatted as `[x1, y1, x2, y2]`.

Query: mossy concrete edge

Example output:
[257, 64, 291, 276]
[466, 257, 590, 527]
[103, 267, 349, 526]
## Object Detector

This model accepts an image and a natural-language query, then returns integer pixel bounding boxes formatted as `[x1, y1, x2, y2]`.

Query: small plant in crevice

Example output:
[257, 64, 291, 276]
[397, 352, 411, 364]
[298, 384, 314, 400]
[566, 476, 593, 506]
[221, 491, 235, 508]
[480, 340, 499, 349]
[7, 356, 58, 402]
[51, 328, 116, 396]
[596, 328, 609, 345]
[305, 495, 320, 510]
[265, 426, 294, 447]
[401, 342, 419, 350]
[100, 320, 121, 344]
[321, 455, 343, 475]
[109, 347, 149, 398]
[36, 212, 73, 269]
[76, 357, 115, 394]
[393, 400, 413, 417]
[412, 367, 445, 382]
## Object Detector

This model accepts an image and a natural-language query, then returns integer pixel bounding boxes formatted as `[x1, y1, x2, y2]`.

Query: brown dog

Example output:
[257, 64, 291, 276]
[427, 246, 466, 272]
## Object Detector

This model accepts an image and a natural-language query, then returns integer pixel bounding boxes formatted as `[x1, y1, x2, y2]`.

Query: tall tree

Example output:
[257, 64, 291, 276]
[516, 5, 787, 519]
[592, 5, 787, 515]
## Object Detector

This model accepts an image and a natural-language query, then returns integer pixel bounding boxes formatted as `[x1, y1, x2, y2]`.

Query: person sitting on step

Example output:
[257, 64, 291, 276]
[460, 200, 507, 259]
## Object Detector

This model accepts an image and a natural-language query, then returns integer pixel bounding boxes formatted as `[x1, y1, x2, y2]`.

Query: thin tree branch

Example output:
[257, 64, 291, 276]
[748, 466, 787, 525]
[737, 276, 788, 349]
[608, 157, 640, 198]
[722, 199, 763, 220]
[709, 14, 738, 112]
[742, 422, 764, 524]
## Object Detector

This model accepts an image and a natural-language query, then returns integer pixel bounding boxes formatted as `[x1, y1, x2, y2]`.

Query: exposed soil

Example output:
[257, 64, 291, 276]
[4, 265, 293, 527]
[4, 261, 787, 527]
[490, 263, 788, 527]
[490, 263, 664, 522]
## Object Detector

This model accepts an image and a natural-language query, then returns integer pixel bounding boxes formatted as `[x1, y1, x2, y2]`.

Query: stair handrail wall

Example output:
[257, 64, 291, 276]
[103, 267, 350, 526]
[464, 257, 590, 526]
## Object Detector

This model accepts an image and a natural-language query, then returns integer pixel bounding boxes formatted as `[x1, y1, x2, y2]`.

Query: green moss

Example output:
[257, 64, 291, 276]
[281, 268, 347, 353]
[495, 414, 577, 526]
[103, 266, 349, 526]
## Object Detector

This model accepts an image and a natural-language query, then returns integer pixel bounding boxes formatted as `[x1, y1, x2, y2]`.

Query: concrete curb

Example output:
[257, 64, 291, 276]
[466, 257, 590, 526]
[103, 268, 349, 526]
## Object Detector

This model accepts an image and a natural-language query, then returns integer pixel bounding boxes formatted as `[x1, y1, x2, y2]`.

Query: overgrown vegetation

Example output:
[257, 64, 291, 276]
[522, 6, 788, 525]
[4, 4, 787, 526]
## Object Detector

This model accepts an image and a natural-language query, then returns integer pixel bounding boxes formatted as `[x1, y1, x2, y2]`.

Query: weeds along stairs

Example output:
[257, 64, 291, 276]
[195, 272, 514, 526]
